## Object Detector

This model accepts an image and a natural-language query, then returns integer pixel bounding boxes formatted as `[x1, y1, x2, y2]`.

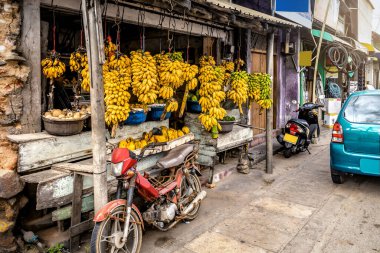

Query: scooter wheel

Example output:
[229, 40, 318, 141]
[284, 148, 292, 158]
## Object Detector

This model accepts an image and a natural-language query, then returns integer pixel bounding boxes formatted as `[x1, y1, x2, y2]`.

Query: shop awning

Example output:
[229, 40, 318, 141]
[204, 0, 300, 27]
[311, 29, 352, 47]
[361, 42, 376, 52]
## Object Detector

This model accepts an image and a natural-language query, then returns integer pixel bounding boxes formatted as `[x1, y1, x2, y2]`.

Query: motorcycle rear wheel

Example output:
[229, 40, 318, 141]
[284, 148, 292, 158]
[90, 206, 142, 253]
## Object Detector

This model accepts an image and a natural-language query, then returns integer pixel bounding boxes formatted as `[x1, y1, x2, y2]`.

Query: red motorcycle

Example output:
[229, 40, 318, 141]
[90, 138, 206, 253]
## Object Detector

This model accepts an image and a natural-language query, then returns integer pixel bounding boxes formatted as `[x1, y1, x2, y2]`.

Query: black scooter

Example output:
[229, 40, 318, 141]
[277, 102, 324, 158]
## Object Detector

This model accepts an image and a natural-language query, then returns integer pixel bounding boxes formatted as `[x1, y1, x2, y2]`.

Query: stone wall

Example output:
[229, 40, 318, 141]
[0, 0, 29, 171]
[0, 0, 30, 251]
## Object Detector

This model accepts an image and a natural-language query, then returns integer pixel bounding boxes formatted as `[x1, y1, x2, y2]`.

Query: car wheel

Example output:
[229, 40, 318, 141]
[331, 170, 344, 184]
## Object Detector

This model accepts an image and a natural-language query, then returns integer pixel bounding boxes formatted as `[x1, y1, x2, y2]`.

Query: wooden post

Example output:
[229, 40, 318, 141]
[81, 0, 108, 213]
[20, 0, 41, 133]
[70, 173, 83, 250]
[266, 0, 275, 174]
[312, 0, 332, 102]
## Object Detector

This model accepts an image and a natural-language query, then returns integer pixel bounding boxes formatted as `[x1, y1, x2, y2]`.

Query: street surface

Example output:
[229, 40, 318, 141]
[140, 129, 380, 253]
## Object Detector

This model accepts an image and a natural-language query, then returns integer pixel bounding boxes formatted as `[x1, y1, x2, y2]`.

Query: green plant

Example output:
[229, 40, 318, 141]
[47, 243, 64, 253]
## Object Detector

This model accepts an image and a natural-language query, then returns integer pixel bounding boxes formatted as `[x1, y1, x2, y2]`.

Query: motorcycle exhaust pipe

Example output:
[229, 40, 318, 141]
[182, 190, 207, 215]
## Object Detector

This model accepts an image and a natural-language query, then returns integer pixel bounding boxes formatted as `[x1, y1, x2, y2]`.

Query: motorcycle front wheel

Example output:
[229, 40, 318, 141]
[180, 174, 202, 220]
[90, 206, 142, 253]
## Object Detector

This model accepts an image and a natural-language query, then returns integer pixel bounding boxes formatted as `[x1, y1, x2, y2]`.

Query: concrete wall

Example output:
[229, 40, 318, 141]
[276, 30, 300, 128]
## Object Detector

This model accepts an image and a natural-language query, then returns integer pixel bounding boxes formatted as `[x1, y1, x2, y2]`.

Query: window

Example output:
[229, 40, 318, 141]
[344, 95, 380, 124]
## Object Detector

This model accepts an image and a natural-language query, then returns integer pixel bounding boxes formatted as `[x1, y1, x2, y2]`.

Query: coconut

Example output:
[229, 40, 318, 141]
[67, 112, 74, 118]
[73, 112, 81, 119]
[52, 109, 62, 117]
[58, 114, 65, 119]
[44, 111, 52, 117]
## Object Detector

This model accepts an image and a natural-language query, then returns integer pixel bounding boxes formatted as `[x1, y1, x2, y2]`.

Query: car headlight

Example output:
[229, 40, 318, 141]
[111, 162, 124, 177]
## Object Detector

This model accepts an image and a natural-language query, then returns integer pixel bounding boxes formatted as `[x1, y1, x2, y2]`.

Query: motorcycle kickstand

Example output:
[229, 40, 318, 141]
[305, 147, 311, 154]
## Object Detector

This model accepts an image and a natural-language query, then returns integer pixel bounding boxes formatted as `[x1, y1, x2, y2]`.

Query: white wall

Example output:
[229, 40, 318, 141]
[372, 0, 380, 35]
[358, 0, 374, 43]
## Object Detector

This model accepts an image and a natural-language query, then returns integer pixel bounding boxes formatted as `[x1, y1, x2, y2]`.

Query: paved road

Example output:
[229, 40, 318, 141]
[140, 130, 380, 253]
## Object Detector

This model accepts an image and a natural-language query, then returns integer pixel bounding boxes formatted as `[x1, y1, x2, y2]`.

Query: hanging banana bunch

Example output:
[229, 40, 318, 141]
[221, 60, 235, 81]
[131, 50, 160, 104]
[41, 52, 66, 80]
[104, 54, 132, 126]
[198, 56, 227, 132]
[157, 52, 185, 100]
[178, 61, 199, 117]
[248, 73, 261, 101]
[227, 70, 249, 114]
[256, 73, 273, 109]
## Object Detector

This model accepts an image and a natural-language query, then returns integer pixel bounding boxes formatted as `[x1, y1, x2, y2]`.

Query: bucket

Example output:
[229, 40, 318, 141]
[125, 110, 147, 125]
[42, 115, 88, 136]
[186, 100, 202, 114]
[148, 106, 171, 121]
[218, 120, 234, 133]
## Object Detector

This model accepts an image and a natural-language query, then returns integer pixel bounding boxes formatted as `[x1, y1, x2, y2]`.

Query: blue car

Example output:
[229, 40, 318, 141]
[330, 90, 380, 184]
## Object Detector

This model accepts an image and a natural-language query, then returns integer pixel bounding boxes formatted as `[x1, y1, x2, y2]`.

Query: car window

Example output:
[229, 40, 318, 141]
[344, 95, 380, 124]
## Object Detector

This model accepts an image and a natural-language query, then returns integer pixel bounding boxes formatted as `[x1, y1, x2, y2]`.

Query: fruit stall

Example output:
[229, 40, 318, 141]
[3, 0, 296, 249]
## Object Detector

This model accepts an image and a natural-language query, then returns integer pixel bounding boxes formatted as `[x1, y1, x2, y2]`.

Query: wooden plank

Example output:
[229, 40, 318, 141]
[20, 0, 41, 133]
[11, 120, 169, 173]
[39, 0, 227, 39]
[70, 173, 83, 249]
[70, 219, 94, 238]
[20, 169, 70, 184]
[52, 163, 94, 174]
[216, 126, 253, 152]
[7, 132, 53, 143]
[35, 153, 164, 210]
[52, 194, 94, 221]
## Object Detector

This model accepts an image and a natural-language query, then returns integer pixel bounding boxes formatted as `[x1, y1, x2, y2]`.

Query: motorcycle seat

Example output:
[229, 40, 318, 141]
[157, 144, 194, 169]
[290, 118, 309, 128]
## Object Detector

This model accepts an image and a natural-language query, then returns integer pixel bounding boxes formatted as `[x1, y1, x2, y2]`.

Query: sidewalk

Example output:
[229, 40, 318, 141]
[141, 128, 339, 253]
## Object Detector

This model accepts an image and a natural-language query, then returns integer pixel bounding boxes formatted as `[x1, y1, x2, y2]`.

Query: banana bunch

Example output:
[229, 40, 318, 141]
[131, 50, 159, 104]
[69, 50, 86, 72]
[182, 63, 199, 90]
[256, 73, 272, 109]
[166, 99, 179, 112]
[81, 65, 90, 92]
[199, 55, 216, 67]
[104, 54, 132, 126]
[222, 60, 235, 80]
[227, 70, 249, 114]
[199, 114, 220, 132]
[104, 38, 117, 58]
[41, 55, 66, 80]
[247, 73, 261, 101]
[198, 56, 226, 132]
[157, 53, 185, 99]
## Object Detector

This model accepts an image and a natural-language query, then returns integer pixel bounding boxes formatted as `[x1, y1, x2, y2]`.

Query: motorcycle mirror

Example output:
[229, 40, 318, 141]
[291, 100, 298, 105]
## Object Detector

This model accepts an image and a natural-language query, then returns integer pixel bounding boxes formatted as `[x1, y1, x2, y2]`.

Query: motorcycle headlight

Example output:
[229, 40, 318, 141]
[111, 162, 124, 177]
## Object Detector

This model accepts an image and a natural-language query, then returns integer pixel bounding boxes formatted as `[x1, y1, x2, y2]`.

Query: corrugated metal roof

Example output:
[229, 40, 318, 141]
[204, 0, 300, 27]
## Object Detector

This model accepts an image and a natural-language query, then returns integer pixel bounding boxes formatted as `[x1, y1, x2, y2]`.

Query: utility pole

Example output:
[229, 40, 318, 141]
[81, 0, 108, 212]
[266, 0, 275, 174]
[312, 0, 332, 102]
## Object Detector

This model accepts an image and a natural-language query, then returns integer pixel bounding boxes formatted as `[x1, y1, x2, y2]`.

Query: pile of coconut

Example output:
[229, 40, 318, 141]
[43, 105, 91, 121]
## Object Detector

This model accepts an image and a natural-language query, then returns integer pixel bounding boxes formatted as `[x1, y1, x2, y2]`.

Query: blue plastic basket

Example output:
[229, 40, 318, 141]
[186, 100, 202, 113]
[124, 110, 147, 125]
[148, 106, 171, 121]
